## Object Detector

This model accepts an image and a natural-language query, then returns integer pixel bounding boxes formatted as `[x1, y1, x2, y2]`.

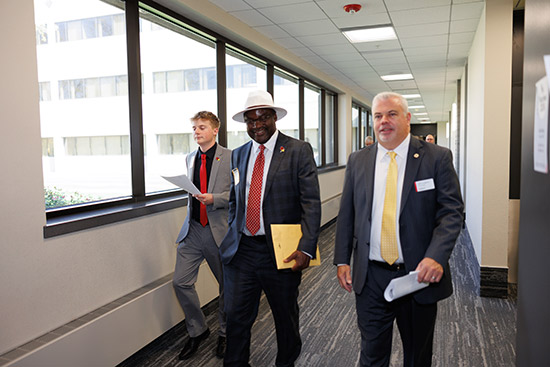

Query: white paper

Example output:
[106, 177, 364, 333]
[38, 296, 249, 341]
[161, 174, 201, 195]
[384, 271, 429, 302]
[534, 76, 549, 174]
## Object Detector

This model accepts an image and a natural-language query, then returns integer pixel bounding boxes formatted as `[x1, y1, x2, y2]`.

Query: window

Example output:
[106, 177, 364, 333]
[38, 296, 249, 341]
[352, 102, 371, 151]
[139, 12, 217, 194]
[304, 84, 321, 165]
[274, 68, 299, 139]
[352, 105, 359, 152]
[226, 47, 267, 150]
[35, 0, 130, 209]
[35, 0, 340, 236]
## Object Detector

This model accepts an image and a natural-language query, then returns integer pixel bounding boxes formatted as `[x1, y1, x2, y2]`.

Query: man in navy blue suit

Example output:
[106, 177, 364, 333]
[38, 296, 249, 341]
[220, 90, 321, 367]
[334, 92, 464, 366]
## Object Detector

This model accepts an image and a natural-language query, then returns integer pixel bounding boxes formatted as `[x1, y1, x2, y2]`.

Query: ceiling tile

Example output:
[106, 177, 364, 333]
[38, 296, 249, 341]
[296, 33, 348, 47]
[450, 18, 480, 33]
[403, 45, 448, 56]
[449, 31, 475, 44]
[229, 9, 273, 27]
[385, 0, 451, 11]
[208, 0, 251, 12]
[451, 2, 484, 21]
[273, 37, 305, 49]
[323, 52, 365, 62]
[396, 21, 449, 38]
[332, 12, 391, 29]
[354, 40, 402, 53]
[253, 25, 290, 39]
[330, 59, 373, 68]
[245, 0, 313, 7]
[309, 43, 357, 56]
[258, 3, 326, 24]
[362, 50, 406, 60]
[287, 47, 317, 57]
[391, 6, 451, 27]
[385, 79, 418, 89]
[400, 34, 449, 48]
[316, 0, 387, 17]
[372, 64, 411, 74]
[408, 54, 447, 62]
[282, 19, 339, 36]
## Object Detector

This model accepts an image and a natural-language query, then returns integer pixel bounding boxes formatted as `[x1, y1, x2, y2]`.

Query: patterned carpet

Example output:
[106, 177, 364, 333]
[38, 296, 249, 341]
[118, 223, 517, 367]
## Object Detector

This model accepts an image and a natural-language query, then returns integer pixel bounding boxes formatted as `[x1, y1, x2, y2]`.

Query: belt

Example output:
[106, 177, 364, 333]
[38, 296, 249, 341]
[369, 260, 405, 271]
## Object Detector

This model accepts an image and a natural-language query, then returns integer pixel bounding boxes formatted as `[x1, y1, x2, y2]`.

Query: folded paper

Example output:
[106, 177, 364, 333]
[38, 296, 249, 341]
[384, 271, 429, 302]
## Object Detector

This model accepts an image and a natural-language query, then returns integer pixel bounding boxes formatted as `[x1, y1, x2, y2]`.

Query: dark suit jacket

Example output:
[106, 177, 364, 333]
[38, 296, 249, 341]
[175, 144, 231, 247]
[334, 136, 464, 304]
[220, 132, 321, 267]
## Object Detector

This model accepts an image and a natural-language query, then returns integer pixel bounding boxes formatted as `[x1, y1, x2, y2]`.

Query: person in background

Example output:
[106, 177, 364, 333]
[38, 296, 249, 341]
[425, 134, 435, 144]
[365, 135, 374, 147]
[173, 111, 231, 361]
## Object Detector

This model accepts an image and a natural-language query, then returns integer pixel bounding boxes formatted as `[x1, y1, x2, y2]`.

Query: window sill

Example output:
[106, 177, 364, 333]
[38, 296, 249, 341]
[44, 194, 188, 238]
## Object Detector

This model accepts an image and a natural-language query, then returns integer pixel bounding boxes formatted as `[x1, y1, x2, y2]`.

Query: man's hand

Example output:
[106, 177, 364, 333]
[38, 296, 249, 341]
[337, 265, 353, 292]
[415, 257, 444, 283]
[284, 251, 311, 272]
[193, 193, 213, 206]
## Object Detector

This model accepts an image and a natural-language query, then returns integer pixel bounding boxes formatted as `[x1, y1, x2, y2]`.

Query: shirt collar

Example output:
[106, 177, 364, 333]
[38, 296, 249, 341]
[377, 134, 411, 159]
[252, 129, 279, 153]
[199, 142, 217, 160]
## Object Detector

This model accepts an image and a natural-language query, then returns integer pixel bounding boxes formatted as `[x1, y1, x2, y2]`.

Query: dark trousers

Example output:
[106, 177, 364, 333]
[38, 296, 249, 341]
[356, 261, 437, 367]
[223, 235, 302, 367]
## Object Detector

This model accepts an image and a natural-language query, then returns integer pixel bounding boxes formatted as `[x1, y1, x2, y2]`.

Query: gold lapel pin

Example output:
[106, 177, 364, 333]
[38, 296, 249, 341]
[414, 153, 419, 158]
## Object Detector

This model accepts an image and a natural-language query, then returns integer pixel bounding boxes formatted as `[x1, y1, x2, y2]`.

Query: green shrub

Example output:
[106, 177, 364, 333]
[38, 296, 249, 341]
[44, 186, 96, 209]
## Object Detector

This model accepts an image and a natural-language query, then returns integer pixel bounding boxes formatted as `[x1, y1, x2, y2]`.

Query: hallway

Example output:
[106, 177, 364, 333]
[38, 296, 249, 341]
[119, 222, 517, 367]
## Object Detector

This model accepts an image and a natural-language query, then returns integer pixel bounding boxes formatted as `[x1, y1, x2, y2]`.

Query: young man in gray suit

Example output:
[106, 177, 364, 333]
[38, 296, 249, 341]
[220, 90, 321, 367]
[334, 92, 464, 366]
[173, 111, 231, 360]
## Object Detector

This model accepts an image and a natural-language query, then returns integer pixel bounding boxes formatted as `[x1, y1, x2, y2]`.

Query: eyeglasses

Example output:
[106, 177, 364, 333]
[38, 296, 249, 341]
[244, 113, 273, 124]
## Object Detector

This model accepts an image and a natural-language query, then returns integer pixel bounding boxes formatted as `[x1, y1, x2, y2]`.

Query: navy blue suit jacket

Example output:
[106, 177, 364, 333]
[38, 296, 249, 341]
[220, 132, 321, 267]
[334, 136, 464, 304]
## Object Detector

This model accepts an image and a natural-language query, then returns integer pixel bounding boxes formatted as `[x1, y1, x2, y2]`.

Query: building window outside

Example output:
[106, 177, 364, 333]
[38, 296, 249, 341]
[325, 93, 335, 165]
[304, 84, 321, 165]
[352, 105, 359, 152]
[139, 12, 217, 194]
[226, 48, 267, 150]
[274, 69, 299, 139]
[35, 0, 131, 209]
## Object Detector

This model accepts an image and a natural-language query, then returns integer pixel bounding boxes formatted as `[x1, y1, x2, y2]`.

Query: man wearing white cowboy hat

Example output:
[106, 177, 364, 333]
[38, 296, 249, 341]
[220, 90, 321, 367]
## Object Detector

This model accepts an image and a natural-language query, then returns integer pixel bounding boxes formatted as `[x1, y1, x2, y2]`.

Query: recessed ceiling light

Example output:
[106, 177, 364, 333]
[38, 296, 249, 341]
[414, 113, 428, 116]
[403, 94, 421, 99]
[342, 26, 397, 43]
[381, 73, 413, 81]
[409, 105, 425, 109]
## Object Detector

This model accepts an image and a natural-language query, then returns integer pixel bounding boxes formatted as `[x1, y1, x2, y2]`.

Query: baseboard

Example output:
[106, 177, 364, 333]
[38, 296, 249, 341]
[480, 266, 508, 298]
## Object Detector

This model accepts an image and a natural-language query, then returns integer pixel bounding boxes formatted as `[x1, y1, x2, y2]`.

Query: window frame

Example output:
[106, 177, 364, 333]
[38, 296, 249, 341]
[42, 0, 340, 238]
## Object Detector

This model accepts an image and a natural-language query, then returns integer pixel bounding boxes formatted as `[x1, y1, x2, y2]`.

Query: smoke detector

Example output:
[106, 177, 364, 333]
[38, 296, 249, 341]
[343, 4, 362, 14]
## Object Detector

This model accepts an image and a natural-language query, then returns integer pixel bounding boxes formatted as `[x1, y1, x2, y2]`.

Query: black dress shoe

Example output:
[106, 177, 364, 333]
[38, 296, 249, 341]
[215, 336, 226, 359]
[178, 329, 210, 360]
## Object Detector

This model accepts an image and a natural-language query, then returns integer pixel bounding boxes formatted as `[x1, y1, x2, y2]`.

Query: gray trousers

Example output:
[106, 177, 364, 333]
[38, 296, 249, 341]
[173, 220, 226, 337]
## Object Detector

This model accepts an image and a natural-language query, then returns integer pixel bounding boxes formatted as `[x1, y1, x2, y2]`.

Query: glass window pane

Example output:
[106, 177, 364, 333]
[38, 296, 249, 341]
[352, 105, 359, 152]
[304, 84, 321, 165]
[226, 48, 267, 150]
[35, 0, 131, 209]
[139, 13, 217, 194]
[361, 109, 367, 148]
[274, 69, 299, 139]
[325, 93, 335, 164]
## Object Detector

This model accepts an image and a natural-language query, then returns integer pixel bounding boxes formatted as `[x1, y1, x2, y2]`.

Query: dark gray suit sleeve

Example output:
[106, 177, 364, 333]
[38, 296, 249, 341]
[297, 142, 322, 257]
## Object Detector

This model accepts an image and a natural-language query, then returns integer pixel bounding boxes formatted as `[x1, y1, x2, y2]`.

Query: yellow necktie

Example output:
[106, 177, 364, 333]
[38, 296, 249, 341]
[381, 151, 399, 265]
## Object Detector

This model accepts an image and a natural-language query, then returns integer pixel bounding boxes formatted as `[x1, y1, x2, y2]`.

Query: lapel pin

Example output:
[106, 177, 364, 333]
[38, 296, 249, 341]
[414, 153, 419, 158]
[280, 146, 285, 153]
[216, 157, 220, 161]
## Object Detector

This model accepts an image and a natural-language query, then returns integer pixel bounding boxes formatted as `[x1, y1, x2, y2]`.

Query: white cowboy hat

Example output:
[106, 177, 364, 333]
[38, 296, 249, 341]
[232, 90, 287, 122]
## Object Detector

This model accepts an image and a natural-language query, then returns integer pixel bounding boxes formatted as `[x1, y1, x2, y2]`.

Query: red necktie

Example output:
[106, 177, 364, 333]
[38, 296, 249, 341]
[246, 145, 265, 235]
[200, 153, 208, 227]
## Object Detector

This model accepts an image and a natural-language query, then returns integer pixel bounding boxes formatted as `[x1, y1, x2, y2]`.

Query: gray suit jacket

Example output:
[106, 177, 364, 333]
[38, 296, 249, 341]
[219, 132, 321, 266]
[334, 136, 464, 304]
[176, 144, 231, 246]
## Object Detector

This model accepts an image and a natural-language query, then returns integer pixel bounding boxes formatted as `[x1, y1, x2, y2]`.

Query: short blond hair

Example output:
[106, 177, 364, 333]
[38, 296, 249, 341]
[190, 111, 221, 129]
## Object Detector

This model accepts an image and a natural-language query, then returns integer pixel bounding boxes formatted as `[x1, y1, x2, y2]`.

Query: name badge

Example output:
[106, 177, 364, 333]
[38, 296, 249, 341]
[415, 178, 435, 192]
[232, 168, 240, 186]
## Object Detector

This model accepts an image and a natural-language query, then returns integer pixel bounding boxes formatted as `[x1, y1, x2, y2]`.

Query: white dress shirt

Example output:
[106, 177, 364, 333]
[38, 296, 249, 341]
[243, 130, 279, 236]
[369, 134, 411, 263]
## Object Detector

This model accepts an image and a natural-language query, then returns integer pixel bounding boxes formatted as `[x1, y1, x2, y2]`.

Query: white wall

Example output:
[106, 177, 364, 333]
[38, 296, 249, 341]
[465, 7, 486, 261]
[0, 0, 350, 359]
